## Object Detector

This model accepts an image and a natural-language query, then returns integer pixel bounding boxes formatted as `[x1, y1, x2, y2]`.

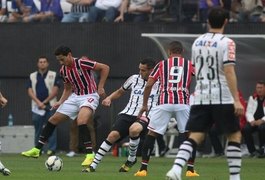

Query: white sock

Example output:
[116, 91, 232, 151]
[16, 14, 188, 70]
[90, 140, 112, 169]
[128, 137, 140, 162]
[226, 142, 241, 180]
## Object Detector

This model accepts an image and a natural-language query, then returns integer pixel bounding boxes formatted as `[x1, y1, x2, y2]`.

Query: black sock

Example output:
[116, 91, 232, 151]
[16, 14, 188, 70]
[140, 135, 156, 171]
[36, 121, 56, 149]
[79, 124, 92, 154]
[187, 149, 197, 172]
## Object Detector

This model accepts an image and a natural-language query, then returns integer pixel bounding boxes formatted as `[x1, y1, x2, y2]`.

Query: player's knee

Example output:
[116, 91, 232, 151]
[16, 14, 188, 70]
[129, 124, 142, 137]
[107, 131, 120, 142]
[227, 131, 241, 143]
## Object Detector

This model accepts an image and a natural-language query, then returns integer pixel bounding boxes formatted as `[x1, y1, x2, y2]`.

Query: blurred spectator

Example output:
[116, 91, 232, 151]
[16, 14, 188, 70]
[229, 0, 241, 22]
[258, 0, 265, 22]
[198, 0, 222, 22]
[182, 0, 198, 22]
[8, 0, 39, 22]
[88, 0, 121, 22]
[0, 0, 8, 22]
[220, 0, 232, 11]
[114, 0, 153, 22]
[61, 0, 94, 23]
[167, 0, 180, 22]
[242, 80, 265, 158]
[237, 0, 263, 22]
[24, 0, 63, 22]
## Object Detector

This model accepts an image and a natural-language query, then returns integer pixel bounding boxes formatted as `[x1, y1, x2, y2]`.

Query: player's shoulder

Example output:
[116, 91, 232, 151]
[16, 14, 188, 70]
[219, 35, 234, 43]
[130, 74, 140, 79]
[125, 74, 140, 82]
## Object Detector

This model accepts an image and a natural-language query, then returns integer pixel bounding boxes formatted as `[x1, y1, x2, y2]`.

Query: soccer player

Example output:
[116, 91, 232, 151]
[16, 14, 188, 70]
[21, 45, 110, 168]
[0, 91, 11, 176]
[82, 58, 159, 173]
[166, 7, 244, 180]
[135, 41, 195, 177]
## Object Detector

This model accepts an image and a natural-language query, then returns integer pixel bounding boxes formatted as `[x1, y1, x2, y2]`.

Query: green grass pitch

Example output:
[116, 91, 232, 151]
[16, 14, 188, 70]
[1, 153, 265, 180]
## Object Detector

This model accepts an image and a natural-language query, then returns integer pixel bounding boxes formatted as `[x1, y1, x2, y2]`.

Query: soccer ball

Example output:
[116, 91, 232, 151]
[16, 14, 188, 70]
[45, 156, 63, 171]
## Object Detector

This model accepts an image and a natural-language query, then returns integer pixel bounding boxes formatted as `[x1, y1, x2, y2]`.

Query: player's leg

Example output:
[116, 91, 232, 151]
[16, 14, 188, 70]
[166, 133, 204, 180]
[119, 116, 148, 172]
[0, 161, 11, 176]
[86, 130, 120, 172]
[87, 117, 97, 152]
[46, 110, 57, 156]
[21, 112, 68, 158]
[84, 114, 134, 172]
[174, 105, 199, 177]
[166, 105, 210, 180]
[134, 130, 157, 177]
[135, 106, 171, 176]
[216, 104, 242, 180]
[77, 107, 96, 166]
[226, 131, 242, 180]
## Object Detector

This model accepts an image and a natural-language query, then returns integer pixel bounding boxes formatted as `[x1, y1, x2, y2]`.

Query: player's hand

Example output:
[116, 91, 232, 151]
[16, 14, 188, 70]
[102, 97, 111, 107]
[51, 101, 61, 110]
[234, 100, 244, 117]
[98, 88, 106, 99]
[137, 105, 148, 119]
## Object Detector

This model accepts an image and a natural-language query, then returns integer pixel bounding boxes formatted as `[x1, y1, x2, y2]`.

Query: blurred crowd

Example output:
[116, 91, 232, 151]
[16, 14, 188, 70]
[0, 0, 265, 23]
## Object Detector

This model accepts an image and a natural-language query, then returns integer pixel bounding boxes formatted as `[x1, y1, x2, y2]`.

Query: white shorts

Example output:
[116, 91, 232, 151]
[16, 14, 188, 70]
[57, 93, 99, 120]
[148, 104, 190, 135]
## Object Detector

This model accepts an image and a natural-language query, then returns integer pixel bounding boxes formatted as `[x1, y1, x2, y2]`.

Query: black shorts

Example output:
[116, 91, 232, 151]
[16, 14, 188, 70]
[112, 114, 149, 139]
[186, 104, 240, 134]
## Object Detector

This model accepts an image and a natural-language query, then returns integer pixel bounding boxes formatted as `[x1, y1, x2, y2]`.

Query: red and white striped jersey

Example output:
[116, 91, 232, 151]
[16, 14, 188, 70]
[60, 57, 97, 95]
[149, 56, 194, 105]
[191, 33, 236, 104]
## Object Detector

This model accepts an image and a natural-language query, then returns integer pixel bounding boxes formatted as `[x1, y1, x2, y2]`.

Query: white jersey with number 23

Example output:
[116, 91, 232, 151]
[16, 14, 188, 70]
[191, 32, 236, 105]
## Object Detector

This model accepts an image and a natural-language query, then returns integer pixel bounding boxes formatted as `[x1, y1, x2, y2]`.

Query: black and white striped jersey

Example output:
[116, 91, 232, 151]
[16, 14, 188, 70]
[119, 74, 159, 116]
[191, 32, 236, 105]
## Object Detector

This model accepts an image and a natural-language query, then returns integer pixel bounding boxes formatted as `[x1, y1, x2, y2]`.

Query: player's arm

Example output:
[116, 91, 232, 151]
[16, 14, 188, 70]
[51, 82, 72, 110]
[94, 62, 110, 98]
[102, 87, 125, 107]
[0, 91, 8, 108]
[138, 77, 155, 118]
[224, 65, 244, 116]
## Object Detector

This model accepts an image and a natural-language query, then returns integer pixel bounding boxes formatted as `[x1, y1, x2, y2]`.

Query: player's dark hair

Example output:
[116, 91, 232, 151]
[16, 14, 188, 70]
[208, 7, 229, 28]
[140, 57, 156, 69]
[54, 46, 72, 56]
[168, 41, 183, 54]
